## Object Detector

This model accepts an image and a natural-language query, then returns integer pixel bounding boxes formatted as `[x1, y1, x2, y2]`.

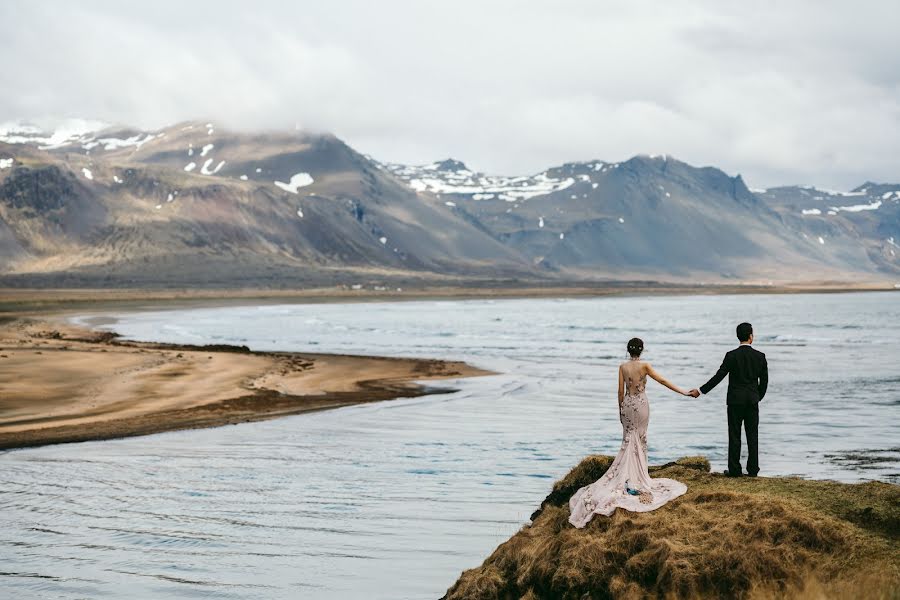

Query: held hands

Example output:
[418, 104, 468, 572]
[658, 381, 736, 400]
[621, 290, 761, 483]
[686, 389, 701, 398]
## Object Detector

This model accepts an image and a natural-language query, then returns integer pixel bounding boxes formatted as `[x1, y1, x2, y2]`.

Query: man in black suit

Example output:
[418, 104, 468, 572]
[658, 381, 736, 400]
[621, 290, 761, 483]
[688, 322, 768, 477]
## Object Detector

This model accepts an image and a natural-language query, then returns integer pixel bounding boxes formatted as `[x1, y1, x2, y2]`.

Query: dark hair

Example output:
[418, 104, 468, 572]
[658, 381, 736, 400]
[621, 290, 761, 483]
[736, 322, 753, 342]
[627, 337, 644, 357]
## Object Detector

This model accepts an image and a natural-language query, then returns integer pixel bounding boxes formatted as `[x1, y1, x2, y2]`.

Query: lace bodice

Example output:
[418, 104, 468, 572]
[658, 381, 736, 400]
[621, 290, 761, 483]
[623, 361, 647, 396]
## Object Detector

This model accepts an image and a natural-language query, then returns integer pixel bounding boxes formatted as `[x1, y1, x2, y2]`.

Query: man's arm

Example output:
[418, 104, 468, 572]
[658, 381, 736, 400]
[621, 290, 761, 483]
[757, 353, 768, 401]
[699, 354, 729, 395]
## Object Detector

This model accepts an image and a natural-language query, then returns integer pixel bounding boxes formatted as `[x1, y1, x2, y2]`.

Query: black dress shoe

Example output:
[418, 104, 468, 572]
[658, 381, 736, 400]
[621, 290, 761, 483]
[723, 469, 743, 477]
[746, 472, 759, 477]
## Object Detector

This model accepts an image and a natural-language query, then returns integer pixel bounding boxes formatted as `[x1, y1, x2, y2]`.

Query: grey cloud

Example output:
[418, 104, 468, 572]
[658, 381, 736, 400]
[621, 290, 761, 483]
[1, 0, 898, 189]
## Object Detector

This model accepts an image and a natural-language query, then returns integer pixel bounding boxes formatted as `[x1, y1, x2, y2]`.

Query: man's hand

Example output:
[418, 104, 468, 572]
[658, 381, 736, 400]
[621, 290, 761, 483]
[688, 389, 701, 398]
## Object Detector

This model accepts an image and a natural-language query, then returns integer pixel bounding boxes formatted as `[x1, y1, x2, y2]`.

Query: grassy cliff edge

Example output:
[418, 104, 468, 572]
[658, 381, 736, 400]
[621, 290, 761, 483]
[444, 456, 899, 599]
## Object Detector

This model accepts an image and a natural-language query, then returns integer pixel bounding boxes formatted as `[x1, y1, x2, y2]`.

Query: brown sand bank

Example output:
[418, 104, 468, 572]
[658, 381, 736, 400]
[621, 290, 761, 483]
[0, 317, 491, 450]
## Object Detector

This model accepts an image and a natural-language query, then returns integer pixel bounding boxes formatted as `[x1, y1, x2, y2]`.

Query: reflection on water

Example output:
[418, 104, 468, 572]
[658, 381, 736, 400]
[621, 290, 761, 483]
[1, 293, 898, 599]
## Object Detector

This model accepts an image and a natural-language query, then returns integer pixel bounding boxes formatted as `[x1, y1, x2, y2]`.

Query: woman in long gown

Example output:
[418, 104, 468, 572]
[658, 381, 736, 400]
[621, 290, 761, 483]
[569, 338, 689, 528]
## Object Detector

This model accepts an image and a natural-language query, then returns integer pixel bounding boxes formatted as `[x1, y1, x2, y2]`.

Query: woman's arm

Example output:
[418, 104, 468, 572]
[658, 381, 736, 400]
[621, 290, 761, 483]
[646, 364, 688, 396]
[617, 365, 625, 410]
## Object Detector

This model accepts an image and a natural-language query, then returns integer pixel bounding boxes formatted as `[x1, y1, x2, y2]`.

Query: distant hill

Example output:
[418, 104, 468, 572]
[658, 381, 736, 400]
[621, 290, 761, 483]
[755, 183, 900, 275]
[383, 155, 900, 280]
[0, 120, 897, 287]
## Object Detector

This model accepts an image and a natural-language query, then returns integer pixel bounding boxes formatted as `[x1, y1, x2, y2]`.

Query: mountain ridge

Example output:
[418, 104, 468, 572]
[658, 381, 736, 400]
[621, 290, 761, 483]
[1, 120, 897, 287]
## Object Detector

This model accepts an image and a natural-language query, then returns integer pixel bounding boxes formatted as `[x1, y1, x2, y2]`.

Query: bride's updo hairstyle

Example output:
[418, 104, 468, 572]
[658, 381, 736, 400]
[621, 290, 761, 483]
[627, 337, 644, 358]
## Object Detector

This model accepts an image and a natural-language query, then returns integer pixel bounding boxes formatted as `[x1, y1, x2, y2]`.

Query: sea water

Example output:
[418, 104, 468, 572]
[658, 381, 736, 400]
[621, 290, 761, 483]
[2, 293, 898, 599]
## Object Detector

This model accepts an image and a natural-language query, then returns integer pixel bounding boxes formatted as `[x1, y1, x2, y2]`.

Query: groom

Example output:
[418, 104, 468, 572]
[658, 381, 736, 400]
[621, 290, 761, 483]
[689, 322, 768, 477]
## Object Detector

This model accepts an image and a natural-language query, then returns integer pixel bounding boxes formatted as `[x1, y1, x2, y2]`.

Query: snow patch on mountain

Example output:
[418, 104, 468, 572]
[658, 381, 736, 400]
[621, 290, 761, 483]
[0, 120, 169, 155]
[0, 158, 13, 169]
[830, 200, 882, 213]
[274, 172, 314, 194]
[201, 159, 225, 175]
[0, 119, 107, 149]
[798, 185, 866, 197]
[383, 160, 576, 201]
[86, 133, 158, 151]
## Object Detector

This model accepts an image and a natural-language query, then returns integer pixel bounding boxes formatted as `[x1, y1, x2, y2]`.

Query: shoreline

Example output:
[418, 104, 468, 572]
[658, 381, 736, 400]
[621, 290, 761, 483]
[0, 282, 896, 319]
[1, 283, 895, 451]
[0, 316, 492, 451]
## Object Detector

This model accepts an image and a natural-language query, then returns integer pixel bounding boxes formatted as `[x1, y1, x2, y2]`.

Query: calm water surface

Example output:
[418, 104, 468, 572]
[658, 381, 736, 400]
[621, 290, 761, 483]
[2, 293, 898, 599]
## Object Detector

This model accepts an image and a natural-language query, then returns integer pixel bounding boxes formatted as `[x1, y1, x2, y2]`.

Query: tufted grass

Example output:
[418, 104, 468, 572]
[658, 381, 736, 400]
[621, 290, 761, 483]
[444, 456, 899, 600]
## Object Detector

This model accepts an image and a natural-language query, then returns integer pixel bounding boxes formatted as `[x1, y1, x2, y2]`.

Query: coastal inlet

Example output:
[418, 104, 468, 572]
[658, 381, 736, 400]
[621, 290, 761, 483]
[1, 292, 898, 599]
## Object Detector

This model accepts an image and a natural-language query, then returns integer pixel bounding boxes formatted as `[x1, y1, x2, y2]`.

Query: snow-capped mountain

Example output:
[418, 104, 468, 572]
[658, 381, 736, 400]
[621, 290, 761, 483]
[380, 158, 580, 201]
[756, 183, 900, 270]
[0, 120, 897, 287]
[0, 118, 110, 149]
[0, 120, 527, 286]
[381, 154, 899, 279]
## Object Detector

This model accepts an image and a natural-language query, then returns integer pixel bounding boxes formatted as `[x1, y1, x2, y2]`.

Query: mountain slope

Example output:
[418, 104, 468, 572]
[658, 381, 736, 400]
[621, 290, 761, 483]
[0, 120, 897, 286]
[756, 183, 900, 274]
[385, 155, 900, 280]
[0, 121, 534, 286]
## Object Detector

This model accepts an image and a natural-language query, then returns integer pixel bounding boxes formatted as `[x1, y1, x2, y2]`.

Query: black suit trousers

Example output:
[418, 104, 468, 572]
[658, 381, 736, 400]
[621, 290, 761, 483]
[727, 403, 759, 475]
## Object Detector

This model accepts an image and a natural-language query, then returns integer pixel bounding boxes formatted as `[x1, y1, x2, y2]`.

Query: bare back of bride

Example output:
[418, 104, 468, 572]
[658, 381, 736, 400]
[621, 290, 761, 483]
[569, 338, 689, 528]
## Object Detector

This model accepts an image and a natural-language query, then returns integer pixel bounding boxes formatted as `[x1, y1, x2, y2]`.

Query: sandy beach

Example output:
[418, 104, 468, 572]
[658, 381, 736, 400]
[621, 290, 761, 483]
[0, 315, 491, 450]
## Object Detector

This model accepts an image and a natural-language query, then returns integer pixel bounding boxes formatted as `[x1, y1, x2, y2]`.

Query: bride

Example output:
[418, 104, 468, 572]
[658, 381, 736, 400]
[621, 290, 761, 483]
[569, 338, 689, 527]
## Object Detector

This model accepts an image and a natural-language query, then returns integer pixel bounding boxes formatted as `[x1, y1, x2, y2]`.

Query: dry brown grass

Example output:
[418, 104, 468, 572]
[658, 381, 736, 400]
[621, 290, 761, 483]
[444, 456, 900, 600]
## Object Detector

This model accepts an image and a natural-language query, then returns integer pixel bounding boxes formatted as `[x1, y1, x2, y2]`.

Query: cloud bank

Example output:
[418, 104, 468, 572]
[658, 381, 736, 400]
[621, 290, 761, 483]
[1, 0, 899, 188]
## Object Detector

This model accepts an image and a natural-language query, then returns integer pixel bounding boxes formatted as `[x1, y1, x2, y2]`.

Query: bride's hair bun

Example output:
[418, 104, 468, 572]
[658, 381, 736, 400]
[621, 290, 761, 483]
[627, 337, 644, 357]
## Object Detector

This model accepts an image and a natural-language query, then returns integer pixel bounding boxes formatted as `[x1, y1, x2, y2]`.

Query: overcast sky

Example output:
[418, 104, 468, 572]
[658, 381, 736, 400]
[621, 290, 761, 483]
[2, 1, 899, 188]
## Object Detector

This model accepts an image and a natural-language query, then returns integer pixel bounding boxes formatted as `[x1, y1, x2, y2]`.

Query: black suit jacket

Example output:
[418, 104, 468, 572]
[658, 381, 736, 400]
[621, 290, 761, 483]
[700, 344, 768, 405]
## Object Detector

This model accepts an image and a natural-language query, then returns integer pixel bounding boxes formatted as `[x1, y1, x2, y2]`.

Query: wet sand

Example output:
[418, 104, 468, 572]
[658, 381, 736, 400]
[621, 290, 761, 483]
[0, 317, 491, 450]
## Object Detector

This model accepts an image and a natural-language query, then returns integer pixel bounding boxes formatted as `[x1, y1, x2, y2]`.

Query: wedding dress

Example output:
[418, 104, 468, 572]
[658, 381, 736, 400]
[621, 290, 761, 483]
[568, 359, 687, 527]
